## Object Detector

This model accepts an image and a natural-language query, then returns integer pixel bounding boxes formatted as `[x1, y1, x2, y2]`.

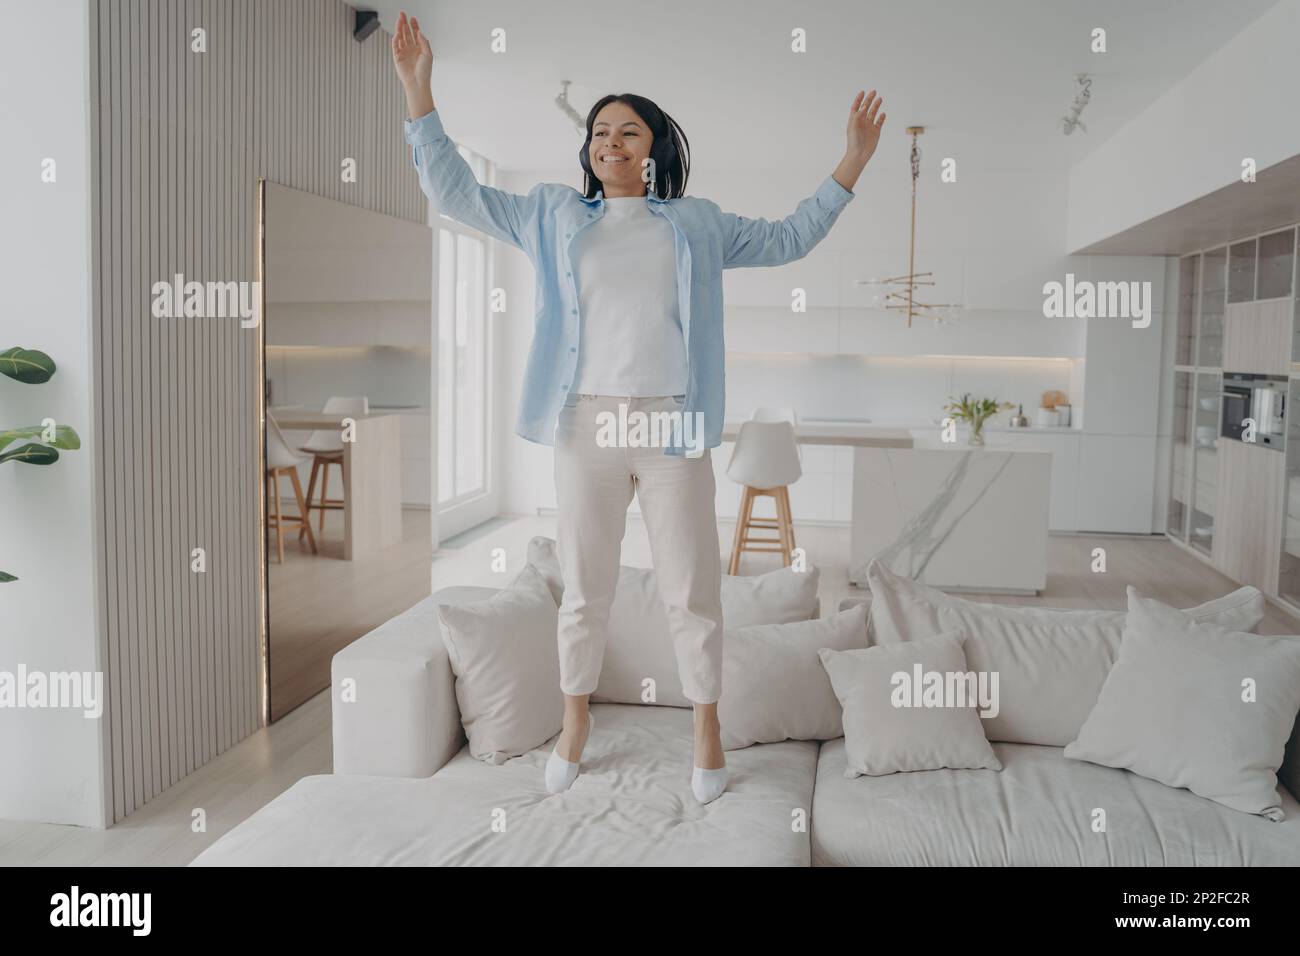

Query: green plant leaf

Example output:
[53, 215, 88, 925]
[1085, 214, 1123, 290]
[0, 424, 81, 453]
[0, 347, 56, 384]
[0, 571, 15, 583]
[0, 443, 60, 465]
[943, 394, 1010, 425]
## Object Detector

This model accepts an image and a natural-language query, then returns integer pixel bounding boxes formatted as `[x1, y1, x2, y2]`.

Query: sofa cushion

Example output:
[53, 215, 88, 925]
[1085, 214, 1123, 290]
[436, 564, 562, 764]
[192, 703, 819, 867]
[529, 535, 821, 707]
[720, 605, 868, 750]
[819, 633, 1002, 776]
[811, 739, 1300, 866]
[865, 561, 1266, 747]
[1065, 588, 1300, 821]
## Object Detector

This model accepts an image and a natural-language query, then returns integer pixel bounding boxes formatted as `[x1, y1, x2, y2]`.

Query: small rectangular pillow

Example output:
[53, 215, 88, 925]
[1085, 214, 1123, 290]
[818, 632, 1002, 777]
[436, 563, 562, 764]
[1064, 588, 1300, 821]
[719, 604, 868, 750]
[528, 536, 821, 707]
[865, 561, 1266, 746]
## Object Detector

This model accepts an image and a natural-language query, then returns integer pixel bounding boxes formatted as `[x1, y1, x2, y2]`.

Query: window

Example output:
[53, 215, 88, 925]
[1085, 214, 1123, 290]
[436, 144, 493, 507]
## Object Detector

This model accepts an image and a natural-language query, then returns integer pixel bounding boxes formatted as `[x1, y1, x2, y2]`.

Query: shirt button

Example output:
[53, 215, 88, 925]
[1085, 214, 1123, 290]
[569, 347, 576, 353]
[571, 309, 577, 315]
[566, 271, 572, 277]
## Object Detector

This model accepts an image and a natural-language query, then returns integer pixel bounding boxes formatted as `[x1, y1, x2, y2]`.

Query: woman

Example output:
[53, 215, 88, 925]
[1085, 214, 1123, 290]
[391, 11, 884, 804]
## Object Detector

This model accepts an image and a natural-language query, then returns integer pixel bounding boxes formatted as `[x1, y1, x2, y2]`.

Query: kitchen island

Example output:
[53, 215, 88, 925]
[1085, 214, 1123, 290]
[719, 418, 1049, 592]
[848, 444, 1051, 594]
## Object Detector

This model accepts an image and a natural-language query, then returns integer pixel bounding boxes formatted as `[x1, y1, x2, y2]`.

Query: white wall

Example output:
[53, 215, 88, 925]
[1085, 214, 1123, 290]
[0, 0, 105, 827]
[1067, 0, 1300, 253]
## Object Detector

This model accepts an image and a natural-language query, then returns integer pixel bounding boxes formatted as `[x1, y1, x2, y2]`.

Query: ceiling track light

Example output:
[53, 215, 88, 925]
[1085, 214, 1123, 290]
[555, 80, 585, 134]
[1061, 73, 1092, 135]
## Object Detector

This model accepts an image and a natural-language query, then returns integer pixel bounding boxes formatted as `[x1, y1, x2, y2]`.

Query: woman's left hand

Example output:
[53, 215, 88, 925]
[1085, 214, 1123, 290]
[845, 90, 886, 165]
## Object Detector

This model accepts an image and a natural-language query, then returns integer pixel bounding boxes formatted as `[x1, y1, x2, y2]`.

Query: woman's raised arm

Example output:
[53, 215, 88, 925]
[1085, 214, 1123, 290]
[717, 91, 883, 269]
[392, 11, 537, 252]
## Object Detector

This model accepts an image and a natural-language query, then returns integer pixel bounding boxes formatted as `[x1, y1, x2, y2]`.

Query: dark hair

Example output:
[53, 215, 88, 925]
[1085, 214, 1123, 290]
[579, 93, 690, 200]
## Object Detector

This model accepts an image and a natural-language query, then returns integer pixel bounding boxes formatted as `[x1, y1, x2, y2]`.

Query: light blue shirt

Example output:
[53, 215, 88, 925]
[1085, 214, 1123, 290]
[404, 109, 855, 456]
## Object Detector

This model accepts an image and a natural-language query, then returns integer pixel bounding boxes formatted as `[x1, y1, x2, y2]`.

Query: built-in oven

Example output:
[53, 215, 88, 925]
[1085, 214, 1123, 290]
[1221, 372, 1287, 450]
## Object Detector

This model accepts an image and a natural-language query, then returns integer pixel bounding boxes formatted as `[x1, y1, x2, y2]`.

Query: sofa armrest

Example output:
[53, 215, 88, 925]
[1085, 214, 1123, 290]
[331, 587, 495, 777]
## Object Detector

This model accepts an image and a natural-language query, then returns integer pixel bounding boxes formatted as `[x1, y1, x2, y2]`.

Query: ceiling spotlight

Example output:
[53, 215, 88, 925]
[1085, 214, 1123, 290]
[1061, 74, 1092, 135]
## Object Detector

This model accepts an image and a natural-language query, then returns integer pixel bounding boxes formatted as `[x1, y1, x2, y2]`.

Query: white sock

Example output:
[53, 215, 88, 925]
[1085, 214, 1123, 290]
[544, 714, 594, 794]
[691, 765, 728, 804]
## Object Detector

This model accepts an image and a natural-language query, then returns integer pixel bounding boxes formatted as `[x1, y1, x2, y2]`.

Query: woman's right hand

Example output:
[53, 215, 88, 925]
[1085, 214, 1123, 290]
[392, 11, 434, 114]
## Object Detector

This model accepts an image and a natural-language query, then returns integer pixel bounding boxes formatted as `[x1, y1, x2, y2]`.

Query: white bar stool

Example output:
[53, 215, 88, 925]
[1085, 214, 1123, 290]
[266, 414, 317, 564]
[725, 417, 803, 575]
[300, 396, 369, 537]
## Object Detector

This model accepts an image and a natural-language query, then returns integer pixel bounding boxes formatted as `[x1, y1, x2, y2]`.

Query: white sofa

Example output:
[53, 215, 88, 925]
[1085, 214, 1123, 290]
[192, 583, 1300, 867]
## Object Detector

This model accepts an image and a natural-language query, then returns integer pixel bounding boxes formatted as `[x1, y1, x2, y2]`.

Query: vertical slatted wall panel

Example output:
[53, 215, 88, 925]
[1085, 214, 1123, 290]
[90, 0, 425, 822]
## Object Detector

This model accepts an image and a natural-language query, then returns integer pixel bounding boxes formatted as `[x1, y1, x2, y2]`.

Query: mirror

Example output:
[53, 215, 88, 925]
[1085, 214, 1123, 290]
[259, 181, 434, 722]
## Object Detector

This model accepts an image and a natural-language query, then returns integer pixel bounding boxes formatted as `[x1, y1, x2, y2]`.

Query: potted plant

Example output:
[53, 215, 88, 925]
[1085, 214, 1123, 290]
[1, 346, 82, 582]
[942, 393, 1014, 447]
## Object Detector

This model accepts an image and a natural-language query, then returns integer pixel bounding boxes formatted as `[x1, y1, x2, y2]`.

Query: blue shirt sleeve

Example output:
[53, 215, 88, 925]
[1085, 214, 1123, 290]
[404, 109, 538, 252]
[716, 174, 855, 269]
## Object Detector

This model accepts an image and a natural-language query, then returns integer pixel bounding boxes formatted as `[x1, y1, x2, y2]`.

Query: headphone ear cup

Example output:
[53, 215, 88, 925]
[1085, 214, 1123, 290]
[652, 138, 677, 194]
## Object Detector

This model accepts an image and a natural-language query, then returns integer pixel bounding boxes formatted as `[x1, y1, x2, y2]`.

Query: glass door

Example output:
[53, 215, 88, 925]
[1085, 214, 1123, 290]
[1175, 256, 1198, 366]
[1199, 247, 1226, 368]
[1258, 228, 1295, 300]
[1167, 370, 1193, 541]
[1228, 238, 1257, 304]
[1189, 372, 1220, 555]
[1279, 379, 1300, 608]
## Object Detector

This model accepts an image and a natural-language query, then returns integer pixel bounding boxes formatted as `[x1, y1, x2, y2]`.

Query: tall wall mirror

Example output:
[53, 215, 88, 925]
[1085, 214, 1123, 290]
[259, 181, 435, 721]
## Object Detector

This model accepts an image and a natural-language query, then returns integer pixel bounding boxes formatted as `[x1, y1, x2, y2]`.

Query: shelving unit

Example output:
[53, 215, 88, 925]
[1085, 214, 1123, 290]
[1167, 224, 1299, 609]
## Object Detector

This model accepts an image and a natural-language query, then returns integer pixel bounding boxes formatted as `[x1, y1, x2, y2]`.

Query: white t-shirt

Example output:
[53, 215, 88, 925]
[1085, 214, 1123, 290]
[570, 195, 688, 396]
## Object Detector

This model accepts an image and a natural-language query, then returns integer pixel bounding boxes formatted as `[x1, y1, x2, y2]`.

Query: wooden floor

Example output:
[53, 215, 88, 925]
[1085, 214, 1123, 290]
[268, 505, 433, 721]
[4, 514, 1297, 865]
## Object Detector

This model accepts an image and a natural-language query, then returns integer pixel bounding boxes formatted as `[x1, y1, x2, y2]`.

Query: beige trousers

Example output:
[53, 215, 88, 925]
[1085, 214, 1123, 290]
[553, 393, 724, 704]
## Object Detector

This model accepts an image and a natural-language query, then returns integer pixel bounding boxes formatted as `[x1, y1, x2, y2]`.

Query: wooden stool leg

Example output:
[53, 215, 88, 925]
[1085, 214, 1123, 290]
[318, 463, 330, 535]
[774, 485, 794, 566]
[729, 486, 753, 575]
[289, 467, 316, 554]
[265, 472, 273, 556]
[273, 470, 285, 564]
[301, 458, 320, 539]
[784, 486, 797, 556]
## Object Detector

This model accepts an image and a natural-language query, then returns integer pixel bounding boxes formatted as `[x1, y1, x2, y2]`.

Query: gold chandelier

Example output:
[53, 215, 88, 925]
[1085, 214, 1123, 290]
[857, 126, 960, 327]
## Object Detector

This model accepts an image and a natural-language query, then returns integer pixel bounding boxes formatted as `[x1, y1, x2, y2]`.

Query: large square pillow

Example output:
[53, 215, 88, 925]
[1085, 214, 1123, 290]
[818, 632, 1002, 776]
[436, 563, 561, 764]
[865, 561, 1266, 746]
[1065, 588, 1300, 821]
[528, 536, 821, 707]
[719, 604, 869, 750]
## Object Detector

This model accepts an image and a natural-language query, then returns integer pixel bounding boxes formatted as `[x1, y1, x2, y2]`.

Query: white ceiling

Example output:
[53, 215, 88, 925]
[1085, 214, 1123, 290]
[351, 0, 1278, 177]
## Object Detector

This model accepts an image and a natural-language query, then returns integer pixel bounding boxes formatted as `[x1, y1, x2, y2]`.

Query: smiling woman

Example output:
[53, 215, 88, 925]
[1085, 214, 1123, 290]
[577, 93, 691, 200]
[389, 8, 883, 806]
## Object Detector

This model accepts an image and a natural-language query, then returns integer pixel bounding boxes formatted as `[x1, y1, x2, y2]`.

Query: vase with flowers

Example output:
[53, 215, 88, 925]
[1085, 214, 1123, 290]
[942, 393, 1014, 447]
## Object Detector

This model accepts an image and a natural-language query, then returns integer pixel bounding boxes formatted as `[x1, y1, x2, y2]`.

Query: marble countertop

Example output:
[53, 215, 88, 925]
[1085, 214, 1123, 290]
[887, 420, 1083, 435]
[721, 420, 913, 448]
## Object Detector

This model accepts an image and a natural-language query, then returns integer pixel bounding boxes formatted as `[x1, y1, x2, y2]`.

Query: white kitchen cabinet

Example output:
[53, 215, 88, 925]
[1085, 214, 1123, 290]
[1074, 433, 1157, 534]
